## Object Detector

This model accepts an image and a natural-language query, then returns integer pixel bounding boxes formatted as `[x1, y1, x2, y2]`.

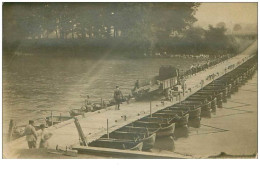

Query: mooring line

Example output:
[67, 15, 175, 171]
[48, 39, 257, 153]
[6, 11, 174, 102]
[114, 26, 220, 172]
[189, 130, 227, 136]
[228, 100, 251, 106]
[222, 107, 253, 113]
[213, 111, 252, 118]
[226, 105, 251, 109]
[200, 124, 229, 132]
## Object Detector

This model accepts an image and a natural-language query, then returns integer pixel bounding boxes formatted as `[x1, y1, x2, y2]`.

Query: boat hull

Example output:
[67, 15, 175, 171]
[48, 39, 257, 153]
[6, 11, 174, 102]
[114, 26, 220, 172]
[187, 107, 201, 128]
[102, 131, 156, 151]
[130, 142, 143, 151]
[174, 125, 189, 138]
[141, 133, 157, 151]
[156, 123, 176, 137]
[131, 121, 176, 138]
[175, 113, 189, 128]
[89, 139, 143, 151]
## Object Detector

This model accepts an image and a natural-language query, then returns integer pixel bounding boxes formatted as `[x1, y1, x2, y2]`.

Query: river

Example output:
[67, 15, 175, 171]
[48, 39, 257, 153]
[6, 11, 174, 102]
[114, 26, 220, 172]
[3, 54, 206, 131]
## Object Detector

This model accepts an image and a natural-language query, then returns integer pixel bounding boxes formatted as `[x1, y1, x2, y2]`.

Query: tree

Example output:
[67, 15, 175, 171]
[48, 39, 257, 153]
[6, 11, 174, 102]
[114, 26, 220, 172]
[3, 2, 203, 56]
[204, 25, 229, 53]
[216, 22, 226, 29]
[233, 24, 242, 32]
[148, 3, 200, 40]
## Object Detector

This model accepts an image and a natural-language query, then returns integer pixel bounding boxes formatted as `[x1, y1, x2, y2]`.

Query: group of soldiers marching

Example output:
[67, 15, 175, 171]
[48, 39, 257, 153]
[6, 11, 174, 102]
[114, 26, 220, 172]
[182, 54, 234, 79]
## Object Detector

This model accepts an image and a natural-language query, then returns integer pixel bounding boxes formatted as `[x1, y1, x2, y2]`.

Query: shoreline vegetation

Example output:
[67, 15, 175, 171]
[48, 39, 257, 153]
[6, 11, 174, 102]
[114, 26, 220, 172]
[3, 3, 257, 59]
[3, 35, 256, 59]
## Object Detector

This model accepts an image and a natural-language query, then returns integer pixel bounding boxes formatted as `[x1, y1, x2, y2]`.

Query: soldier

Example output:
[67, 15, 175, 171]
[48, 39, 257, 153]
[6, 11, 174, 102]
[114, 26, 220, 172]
[24, 120, 37, 149]
[39, 124, 53, 149]
[133, 80, 140, 91]
[114, 86, 123, 110]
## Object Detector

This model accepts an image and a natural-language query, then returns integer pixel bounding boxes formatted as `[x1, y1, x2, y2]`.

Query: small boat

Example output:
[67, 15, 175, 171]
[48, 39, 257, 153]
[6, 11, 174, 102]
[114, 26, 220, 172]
[88, 139, 143, 151]
[141, 133, 157, 150]
[142, 114, 189, 128]
[189, 94, 213, 101]
[205, 86, 228, 102]
[196, 90, 223, 100]
[216, 83, 231, 97]
[45, 116, 73, 126]
[168, 105, 201, 128]
[155, 123, 176, 137]
[130, 121, 176, 137]
[139, 116, 174, 124]
[186, 97, 209, 103]
[175, 113, 189, 128]
[169, 105, 201, 119]
[196, 90, 223, 107]
[202, 87, 227, 102]
[118, 126, 159, 134]
[101, 131, 156, 151]
[186, 107, 201, 119]
[102, 131, 145, 141]
[183, 99, 211, 117]
[189, 94, 217, 111]
[153, 111, 181, 118]
[157, 109, 190, 117]
[69, 109, 84, 117]
[185, 99, 211, 114]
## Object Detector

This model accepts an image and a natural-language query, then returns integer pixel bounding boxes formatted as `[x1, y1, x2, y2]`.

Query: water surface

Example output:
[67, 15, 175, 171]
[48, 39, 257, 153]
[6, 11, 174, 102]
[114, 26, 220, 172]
[3, 55, 203, 130]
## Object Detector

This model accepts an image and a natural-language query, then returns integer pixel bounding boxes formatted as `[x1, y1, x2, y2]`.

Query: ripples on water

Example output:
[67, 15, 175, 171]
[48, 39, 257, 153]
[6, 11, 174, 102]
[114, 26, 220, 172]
[3, 55, 205, 131]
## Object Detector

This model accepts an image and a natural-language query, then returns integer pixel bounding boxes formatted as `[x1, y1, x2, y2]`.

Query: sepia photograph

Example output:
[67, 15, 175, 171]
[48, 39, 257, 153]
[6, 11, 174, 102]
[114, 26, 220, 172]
[2, 1, 258, 160]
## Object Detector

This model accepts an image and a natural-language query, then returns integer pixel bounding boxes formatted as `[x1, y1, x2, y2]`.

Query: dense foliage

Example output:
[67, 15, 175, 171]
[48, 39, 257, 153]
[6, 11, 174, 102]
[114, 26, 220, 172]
[3, 2, 254, 57]
[3, 3, 199, 41]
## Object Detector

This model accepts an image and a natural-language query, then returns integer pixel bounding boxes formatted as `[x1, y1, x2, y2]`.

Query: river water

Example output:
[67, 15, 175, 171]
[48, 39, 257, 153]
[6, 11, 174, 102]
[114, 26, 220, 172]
[3, 55, 205, 131]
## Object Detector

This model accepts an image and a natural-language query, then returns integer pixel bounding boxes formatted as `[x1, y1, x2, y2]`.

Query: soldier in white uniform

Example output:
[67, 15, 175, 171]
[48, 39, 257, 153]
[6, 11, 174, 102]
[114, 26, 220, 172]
[24, 120, 37, 149]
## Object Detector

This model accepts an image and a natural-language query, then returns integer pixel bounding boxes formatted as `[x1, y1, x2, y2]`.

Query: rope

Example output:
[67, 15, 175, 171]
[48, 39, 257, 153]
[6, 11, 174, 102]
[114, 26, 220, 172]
[213, 111, 252, 118]
[228, 100, 251, 106]
[200, 124, 229, 132]
[222, 107, 253, 113]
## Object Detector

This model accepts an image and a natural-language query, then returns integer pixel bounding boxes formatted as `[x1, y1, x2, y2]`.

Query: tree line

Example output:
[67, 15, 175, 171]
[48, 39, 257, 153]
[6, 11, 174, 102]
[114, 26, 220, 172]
[3, 3, 199, 41]
[3, 3, 253, 57]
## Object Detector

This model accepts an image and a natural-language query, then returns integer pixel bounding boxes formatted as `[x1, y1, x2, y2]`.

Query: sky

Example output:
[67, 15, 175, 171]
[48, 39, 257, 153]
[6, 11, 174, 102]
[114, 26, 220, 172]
[194, 3, 257, 33]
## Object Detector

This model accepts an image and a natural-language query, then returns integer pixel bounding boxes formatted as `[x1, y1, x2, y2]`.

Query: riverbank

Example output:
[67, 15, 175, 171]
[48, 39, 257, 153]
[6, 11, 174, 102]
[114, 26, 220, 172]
[3, 35, 255, 58]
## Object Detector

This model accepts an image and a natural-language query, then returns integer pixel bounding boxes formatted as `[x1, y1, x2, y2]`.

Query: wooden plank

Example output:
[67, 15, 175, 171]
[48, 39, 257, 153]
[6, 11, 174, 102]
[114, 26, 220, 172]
[73, 146, 190, 159]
